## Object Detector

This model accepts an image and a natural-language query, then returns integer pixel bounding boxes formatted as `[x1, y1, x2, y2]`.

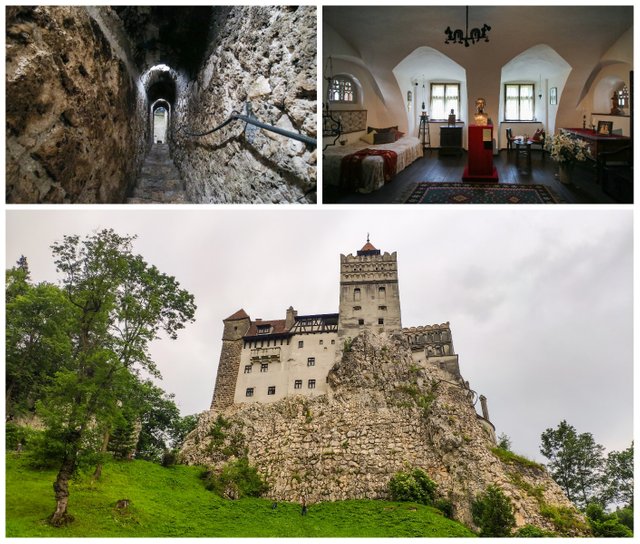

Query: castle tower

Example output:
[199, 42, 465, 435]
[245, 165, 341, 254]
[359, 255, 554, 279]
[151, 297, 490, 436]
[337, 238, 402, 341]
[210, 309, 251, 410]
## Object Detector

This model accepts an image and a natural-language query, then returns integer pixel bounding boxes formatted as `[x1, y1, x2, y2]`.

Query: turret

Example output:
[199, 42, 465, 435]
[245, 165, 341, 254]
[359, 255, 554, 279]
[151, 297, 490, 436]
[211, 309, 251, 410]
[337, 237, 402, 342]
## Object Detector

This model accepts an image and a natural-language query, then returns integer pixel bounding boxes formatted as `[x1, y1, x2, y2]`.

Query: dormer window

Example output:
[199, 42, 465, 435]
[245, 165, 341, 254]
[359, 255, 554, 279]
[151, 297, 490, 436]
[257, 325, 271, 335]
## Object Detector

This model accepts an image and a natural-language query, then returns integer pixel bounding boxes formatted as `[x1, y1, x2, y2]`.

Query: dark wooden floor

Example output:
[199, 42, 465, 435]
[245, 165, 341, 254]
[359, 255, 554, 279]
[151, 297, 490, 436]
[323, 149, 620, 204]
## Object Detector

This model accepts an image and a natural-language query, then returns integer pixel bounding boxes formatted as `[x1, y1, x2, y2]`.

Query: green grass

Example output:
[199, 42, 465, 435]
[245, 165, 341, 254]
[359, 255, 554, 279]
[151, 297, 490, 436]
[6, 454, 475, 537]
[491, 447, 545, 471]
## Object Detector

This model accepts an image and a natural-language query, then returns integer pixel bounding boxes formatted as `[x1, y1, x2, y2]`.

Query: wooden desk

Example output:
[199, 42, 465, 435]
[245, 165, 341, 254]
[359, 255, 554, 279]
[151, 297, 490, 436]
[561, 128, 631, 161]
[439, 126, 463, 157]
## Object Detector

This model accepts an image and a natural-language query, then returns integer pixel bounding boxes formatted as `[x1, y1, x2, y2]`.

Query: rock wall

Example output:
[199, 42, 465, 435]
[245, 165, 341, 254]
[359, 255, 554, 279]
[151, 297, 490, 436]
[172, 6, 317, 203]
[182, 331, 584, 534]
[6, 6, 147, 203]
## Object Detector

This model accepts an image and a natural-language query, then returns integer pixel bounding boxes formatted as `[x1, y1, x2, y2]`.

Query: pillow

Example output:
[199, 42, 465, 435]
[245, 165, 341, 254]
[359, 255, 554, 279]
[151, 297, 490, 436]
[367, 125, 398, 134]
[374, 131, 396, 145]
[360, 130, 377, 144]
[532, 128, 544, 142]
[391, 129, 405, 141]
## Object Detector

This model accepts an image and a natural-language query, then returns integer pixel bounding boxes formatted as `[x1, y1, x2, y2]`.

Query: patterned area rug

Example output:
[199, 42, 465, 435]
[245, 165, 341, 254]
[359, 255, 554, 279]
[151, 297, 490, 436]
[403, 182, 562, 204]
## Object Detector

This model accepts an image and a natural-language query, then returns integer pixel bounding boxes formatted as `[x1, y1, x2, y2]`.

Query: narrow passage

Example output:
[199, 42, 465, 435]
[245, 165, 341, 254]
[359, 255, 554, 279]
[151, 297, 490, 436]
[127, 143, 188, 203]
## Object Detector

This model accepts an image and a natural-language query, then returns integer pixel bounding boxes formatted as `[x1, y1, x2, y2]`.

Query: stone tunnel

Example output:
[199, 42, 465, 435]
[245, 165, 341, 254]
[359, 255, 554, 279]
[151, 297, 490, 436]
[5, 6, 317, 204]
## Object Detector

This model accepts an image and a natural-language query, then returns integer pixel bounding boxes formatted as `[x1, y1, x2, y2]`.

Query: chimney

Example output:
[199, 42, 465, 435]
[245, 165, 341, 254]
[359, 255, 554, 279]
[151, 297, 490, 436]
[285, 306, 297, 330]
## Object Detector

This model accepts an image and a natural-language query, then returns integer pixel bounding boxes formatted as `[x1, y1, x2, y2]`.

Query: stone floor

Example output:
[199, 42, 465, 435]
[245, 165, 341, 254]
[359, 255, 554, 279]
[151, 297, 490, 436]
[127, 143, 188, 203]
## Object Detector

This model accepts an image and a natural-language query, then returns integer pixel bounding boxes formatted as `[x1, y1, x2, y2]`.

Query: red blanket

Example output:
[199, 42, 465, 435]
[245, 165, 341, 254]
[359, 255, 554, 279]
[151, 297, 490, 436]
[340, 148, 398, 190]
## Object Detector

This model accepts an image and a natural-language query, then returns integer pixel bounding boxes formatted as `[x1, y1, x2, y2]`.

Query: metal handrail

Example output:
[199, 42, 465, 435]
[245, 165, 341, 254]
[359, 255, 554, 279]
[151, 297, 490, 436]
[179, 108, 317, 148]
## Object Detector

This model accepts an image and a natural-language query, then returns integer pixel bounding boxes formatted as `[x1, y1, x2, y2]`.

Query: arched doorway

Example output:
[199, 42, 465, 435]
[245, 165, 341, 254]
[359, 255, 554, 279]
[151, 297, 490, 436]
[150, 99, 171, 144]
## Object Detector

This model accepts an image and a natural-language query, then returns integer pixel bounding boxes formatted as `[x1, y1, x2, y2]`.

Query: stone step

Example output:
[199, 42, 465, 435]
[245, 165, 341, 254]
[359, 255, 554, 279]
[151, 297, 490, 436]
[129, 143, 189, 203]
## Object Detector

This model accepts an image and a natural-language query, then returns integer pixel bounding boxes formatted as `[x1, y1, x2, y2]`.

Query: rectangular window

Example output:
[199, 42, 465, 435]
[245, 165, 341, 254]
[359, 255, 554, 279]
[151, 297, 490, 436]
[298, 341, 304, 348]
[331, 339, 335, 344]
[430, 83, 460, 120]
[307, 357, 315, 367]
[378, 318, 384, 325]
[244, 365, 252, 374]
[246, 387, 254, 397]
[268, 386, 276, 395]
[260, 363, 268, 373]
[504, 84, 534, 121]
[256, 324, 271, 335]
[294, 379, 302, 389]
[358, 319, 365, 325]
[308, 379, 316, 389]
[379, 305, 387, 311]
[319, 339, 324, 345]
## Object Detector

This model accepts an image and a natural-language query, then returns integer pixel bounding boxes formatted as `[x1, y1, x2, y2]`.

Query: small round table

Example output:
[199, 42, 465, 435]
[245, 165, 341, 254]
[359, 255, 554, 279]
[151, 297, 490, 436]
[514, 139, 532, 175]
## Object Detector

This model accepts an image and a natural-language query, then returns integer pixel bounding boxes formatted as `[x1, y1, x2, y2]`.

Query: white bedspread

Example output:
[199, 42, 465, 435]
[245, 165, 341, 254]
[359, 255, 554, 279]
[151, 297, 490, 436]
[323, 136, 423, 193]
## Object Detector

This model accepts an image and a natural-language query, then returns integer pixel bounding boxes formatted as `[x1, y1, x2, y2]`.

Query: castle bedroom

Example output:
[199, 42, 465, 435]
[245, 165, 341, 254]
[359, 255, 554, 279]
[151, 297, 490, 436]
[322, 6, 633, 204]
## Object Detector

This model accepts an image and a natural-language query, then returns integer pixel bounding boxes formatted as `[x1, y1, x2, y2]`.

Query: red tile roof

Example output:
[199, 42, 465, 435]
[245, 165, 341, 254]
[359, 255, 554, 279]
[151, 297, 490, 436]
[245, 319, 289, 337]
[360, 241, 377, 252]
[225, 309, 250, 321]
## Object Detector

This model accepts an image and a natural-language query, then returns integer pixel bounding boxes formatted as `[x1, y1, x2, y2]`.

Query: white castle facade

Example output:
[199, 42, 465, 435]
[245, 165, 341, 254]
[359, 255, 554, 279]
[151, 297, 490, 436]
[210, 240, 492, 432]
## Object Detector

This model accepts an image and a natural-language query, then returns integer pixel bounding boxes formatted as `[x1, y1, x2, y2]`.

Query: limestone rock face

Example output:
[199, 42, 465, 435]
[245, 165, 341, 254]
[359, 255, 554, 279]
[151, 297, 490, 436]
[172, 6, 317, 204]
[181, 331, 583, 534]
[6, 7, 147, 203]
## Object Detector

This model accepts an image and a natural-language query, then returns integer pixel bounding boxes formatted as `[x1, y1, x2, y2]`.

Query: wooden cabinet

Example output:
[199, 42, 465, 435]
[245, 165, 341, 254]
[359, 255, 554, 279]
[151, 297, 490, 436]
[439, 126, 463, 157]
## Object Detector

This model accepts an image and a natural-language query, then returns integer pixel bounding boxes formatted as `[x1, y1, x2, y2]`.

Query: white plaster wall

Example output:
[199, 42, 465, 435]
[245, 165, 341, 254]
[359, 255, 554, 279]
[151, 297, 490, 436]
[233, 331, 338, 404]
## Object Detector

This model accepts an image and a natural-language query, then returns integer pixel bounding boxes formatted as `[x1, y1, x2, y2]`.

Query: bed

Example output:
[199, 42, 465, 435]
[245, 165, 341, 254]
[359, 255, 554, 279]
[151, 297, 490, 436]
[323, 136, 423, 193]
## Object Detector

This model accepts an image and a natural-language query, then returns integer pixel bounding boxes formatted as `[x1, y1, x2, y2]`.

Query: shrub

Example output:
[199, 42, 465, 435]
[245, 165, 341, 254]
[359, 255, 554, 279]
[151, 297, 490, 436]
[513, 524, 555, 537]
[539, 503, 587, 535]
[586, 502, 633, 537]
[161, 449, 179, 467]
[471, 484, 516, 537]
[5, 422, 39, 451]
[491, 447, 544, 471]
[203, 457, 268, 499]
[434, 498, 454, 519]
[388, 468, 437, 505]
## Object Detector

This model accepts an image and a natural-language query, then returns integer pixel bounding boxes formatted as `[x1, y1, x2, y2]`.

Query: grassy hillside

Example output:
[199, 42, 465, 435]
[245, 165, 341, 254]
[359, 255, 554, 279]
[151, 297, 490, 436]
[6, 455, 475, 537]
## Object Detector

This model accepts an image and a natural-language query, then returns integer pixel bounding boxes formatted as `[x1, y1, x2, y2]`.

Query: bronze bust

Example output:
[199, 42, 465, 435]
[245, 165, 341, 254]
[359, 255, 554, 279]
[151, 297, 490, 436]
[473, 97, 488, 126]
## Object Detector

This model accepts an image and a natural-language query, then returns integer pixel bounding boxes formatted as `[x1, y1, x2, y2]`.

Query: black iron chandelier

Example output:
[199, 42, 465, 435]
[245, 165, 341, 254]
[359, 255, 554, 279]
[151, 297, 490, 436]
[444, 7, 491, 47]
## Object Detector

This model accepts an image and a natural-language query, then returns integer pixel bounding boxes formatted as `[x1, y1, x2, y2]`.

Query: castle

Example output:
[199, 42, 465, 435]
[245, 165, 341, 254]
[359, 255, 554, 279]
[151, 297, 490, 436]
[210, 240, 493, 435]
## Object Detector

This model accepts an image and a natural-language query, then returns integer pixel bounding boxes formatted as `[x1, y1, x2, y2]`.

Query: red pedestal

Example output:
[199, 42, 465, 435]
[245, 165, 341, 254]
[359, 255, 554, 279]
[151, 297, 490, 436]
[462, 124, 498, 182]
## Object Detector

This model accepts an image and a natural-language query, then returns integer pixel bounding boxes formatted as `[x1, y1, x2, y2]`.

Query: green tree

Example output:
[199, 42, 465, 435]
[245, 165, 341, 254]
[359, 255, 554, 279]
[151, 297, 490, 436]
[497, 433, 511, 451]
[540, 420, 605, 510]
[6, 271, 74, 418]
[585, 502, 632, 537]
[601, 443, 633, 508]
[37, 230, 196, 526]
[471, 484, 516, 537]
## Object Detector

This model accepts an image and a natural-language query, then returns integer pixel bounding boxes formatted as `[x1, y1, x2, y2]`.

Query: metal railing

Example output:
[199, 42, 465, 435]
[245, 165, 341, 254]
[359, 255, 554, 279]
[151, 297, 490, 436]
[178, 103, 316, 148]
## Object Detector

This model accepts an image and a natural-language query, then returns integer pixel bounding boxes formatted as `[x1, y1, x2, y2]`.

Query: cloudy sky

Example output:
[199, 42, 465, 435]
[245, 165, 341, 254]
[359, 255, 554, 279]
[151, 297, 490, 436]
[5, 208, 633, 463]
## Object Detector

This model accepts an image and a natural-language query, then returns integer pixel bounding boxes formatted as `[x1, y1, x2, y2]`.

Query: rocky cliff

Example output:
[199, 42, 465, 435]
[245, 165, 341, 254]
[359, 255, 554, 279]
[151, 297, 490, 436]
[181, 331, 583, 534]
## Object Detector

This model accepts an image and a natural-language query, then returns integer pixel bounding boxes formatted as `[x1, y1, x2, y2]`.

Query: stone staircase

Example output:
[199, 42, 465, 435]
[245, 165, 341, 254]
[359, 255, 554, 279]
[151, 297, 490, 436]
[127, 143, 188, 203]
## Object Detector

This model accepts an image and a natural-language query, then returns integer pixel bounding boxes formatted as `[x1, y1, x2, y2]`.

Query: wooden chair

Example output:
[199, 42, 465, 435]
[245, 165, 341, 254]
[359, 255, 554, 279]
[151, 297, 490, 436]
[505, 128, 518, 154]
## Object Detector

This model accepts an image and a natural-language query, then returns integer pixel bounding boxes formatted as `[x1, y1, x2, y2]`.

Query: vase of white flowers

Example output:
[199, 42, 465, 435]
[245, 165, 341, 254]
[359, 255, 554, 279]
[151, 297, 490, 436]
[546, 132, 590, 184]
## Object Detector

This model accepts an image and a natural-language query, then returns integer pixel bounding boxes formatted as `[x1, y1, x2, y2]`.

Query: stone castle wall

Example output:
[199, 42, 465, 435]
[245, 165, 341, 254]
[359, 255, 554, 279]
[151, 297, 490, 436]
[6, 6, 147, 203]
[171, 6, 317, 203]
[183, 331, 581, 533]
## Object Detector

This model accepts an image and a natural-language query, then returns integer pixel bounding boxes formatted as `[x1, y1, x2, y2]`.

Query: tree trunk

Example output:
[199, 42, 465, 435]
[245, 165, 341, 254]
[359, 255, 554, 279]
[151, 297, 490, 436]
[93, 429, 110, 480]
[50, 453, 76, 526]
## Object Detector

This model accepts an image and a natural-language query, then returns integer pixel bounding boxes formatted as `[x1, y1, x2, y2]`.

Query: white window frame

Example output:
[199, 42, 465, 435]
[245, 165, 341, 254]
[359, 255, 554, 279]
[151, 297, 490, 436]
[430, 83, 461, 121]
[504, 83, 535, 121]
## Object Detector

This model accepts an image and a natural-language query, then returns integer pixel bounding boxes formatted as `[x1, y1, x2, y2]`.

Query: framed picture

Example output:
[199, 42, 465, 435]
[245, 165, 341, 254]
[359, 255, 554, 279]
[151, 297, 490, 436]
[597, 120, 613, 136]
[549, 87, 557, 105]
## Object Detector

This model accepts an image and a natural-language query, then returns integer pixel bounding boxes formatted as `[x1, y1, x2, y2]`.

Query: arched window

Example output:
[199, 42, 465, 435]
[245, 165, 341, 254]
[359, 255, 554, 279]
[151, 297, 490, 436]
[378, 286, 386, 299]
[328, 75, 358, 104]
[353, 288, 361, 301]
